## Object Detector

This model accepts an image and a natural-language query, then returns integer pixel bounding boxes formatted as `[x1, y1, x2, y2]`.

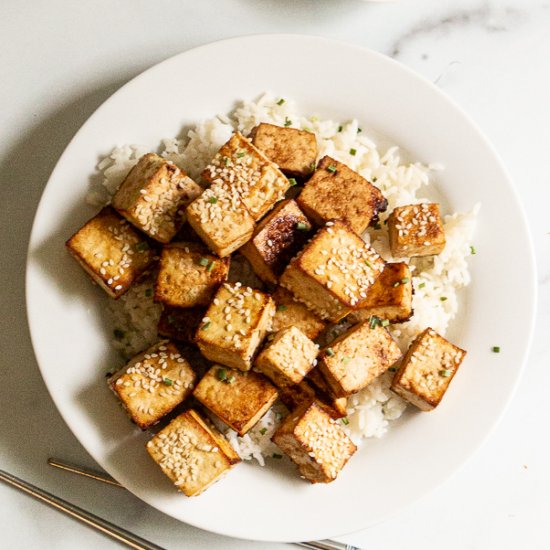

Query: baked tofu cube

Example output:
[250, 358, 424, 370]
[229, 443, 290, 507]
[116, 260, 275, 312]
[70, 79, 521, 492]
[347, 262, 413, 324]
[202, 132, 290, 221]
[306, 368, 348, 418]
[271, 287, 326, 340]
[109, 340, 197, 429]
[186, 183, 255, 258]
[255, 326, 319, 387]
[66, 206, 155, 299]
[240, 199, 312, 284]
[272, 402, 356, 483]
[278, 377, 347, 420]
[250, 123, 318, 178]
[297, 156, 387, 235]
[195, 283, 275, 371]
[391, 328, 466, 411]
[146, 409, 240, 497]
[388, 203, 446, 257]
[157, 306, 205, 344]
[280, 220, 385, 321]
[155, 242, 230, 308]
[112, 153, 202, 243]
[193, 366, 278, 436]
[318, 320, 402, 397]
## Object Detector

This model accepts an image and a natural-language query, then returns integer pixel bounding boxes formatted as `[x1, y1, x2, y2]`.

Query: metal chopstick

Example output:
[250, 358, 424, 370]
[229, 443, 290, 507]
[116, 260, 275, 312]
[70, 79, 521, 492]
[47, 457, 361, 550]
[0, 469, 165, 550]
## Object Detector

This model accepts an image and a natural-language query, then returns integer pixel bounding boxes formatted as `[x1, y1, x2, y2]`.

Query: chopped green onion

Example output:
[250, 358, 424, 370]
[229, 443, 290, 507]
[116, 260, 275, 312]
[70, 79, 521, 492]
[341, 417, 350, 425]
[342, 356, 351, 364]
[349, 148, 357, 156]
[358, 128, 363, 133]
[208, 196, 218, 204]
[237, 151, 246, 158]
[296, 222, 308, 231]
[198, 257, 209, 266]
[277, 98, 285, 106]
[369, 316, 381, 329]
[418, 282, 426, 289]
[401, 277, 410, 284]
[260, 427, 268, 435]
[163, 377, 173, 386]
[326, 348, 335, 357]
[327, 164, 337, 174]
[372, 176, 378, 183]
[388, 365, 398, 372]
[470, 245, 476, 255]
[144, 288, 153, 298]
[207, 261, 215, 272]
[365, 260, 373, 268]
[381, 319, 390, 327]
[223, 157, 231, 166]
[284, 117, 292, 127]
[310, 115, 319, 122]
[136, 241, 149, 252]
[277, 304, 288, 311]
[226, 375, 236, 384]
[202, 321, 211, 330]
[288, 177, 297, 186]
[440, 296, 448, 302]
[338, 125, 343, 133]
[113, 328, 125, 340]
[216, 368, 227, 381]
[309, 162, 317, 173]
[439, 369, 451, 377]
[272, 453, 283, 459]
[492, 346, 501, 353]
[393, 282, 401, 288]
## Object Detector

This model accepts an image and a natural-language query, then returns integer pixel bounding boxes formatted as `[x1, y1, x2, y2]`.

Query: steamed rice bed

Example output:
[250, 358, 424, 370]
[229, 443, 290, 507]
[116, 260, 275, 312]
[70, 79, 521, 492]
[90, 93, 478, 464]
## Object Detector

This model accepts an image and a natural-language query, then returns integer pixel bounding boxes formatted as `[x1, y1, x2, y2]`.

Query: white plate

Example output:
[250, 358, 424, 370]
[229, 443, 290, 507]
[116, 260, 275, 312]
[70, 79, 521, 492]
[26, 35, 536, 542]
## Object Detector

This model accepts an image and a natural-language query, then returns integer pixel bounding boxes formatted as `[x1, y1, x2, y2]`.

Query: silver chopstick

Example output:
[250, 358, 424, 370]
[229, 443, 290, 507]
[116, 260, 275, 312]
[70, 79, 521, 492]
[0, 469, 165, 550]
[47, 458, 361, 550]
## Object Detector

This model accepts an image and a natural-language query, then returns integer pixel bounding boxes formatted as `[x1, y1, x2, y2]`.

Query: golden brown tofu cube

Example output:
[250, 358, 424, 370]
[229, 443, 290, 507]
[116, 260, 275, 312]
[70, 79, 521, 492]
[240, 199, 312, 285]
[202, 132, 290, 221]
[186, 182, 255, 258]
[272, 402, 356, 483]
[347, 262, 413, 324]
[306, 368, 348, 418]
[66, 206, 155, 299]
[193, 366, 278, 436]
[297, 156, 387, 235]
[250, 123, 318, 178]
[318, 320, 402, 397]
[387, 203, 446, 257]
[391, 327, 466, 411]
[157, 305, 205, 344]
[109, 340, 197, 429]
[255, 326, 319, 388]
[271, 287, 326, 340]
[112, 153, 202, 243]
[195, 283, 275, 371]
[280, 220, 386, 321]
[146, 409, 240, 497]
[155, 242, 230, 308]
[278, 377, 347, 420]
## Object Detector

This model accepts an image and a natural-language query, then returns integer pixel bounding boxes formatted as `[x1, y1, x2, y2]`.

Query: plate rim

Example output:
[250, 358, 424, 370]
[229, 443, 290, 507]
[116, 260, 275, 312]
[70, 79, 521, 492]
[25, 33, 537, 542]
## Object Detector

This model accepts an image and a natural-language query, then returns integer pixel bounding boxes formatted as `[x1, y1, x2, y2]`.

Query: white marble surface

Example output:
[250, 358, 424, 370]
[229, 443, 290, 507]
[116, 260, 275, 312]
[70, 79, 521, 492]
[0, 0, 548, 548]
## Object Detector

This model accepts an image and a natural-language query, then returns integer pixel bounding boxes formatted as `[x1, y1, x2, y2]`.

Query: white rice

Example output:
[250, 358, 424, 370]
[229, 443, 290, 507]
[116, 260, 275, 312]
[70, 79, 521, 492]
[95, 93, 478, 459]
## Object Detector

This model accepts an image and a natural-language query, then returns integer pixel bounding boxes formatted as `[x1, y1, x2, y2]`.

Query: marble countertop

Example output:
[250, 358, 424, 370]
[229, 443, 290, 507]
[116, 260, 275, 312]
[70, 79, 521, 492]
[1, 0, 548, 548]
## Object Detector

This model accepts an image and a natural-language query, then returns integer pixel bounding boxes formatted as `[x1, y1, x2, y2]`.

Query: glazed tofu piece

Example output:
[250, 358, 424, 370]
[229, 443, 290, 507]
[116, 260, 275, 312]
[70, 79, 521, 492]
[109, 340, 197, 429]
[195, 283, 275, 371]
[186, 183, 255, 258]
[272, 402, 356, 483]
[255, 326, 319, 388]
[347, 262, 413, 324]
[157, 305, 205, 344]
[65, 206, 155, 299]
[250, 123, 318, 178]
[112, 153, 202, 243]
[278, 376, 347, 420]
[193, 366, 278, 436]
[387, 203, 446, 257]
[297, 156, 387, 235]
[318, 320, 402, 397]
[146, 409, 240, 497]
[391, 327, 466, 411]
[155, 242, 230, 308]
[280, 220, 385, 321]
[240, 199, 312, 285]
[202, 132, 290, 221]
